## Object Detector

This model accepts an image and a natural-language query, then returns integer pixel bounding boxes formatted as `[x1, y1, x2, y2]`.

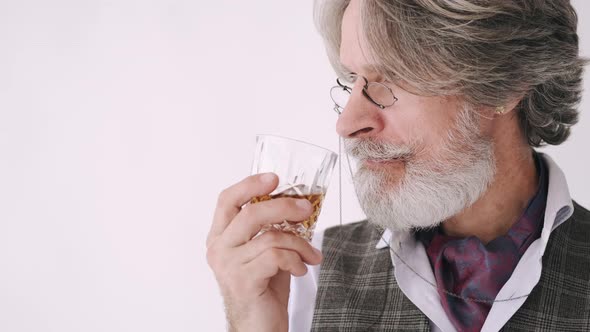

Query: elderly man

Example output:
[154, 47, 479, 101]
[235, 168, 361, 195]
[207, 0, 589, 331]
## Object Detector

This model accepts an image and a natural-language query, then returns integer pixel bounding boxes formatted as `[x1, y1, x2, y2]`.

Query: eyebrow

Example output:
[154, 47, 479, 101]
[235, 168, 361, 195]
[363, 64, 382, 74]
[341, 62, 389, 81]
[341, 63, 374, 73]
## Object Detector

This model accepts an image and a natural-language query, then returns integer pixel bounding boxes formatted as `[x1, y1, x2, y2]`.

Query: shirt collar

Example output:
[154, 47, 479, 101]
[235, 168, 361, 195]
[376, 229, 391, 249]
[538, 152, 574, 239]
[376, 152, 574, 250]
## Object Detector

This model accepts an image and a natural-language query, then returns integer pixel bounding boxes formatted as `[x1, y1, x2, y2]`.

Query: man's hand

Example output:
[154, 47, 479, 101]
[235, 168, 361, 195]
[206, 173, 323, 332]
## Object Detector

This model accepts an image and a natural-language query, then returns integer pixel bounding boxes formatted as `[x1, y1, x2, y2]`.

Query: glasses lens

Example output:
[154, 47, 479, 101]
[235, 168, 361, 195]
[330, 85, 350, 110]
[366, 82, 396, 107]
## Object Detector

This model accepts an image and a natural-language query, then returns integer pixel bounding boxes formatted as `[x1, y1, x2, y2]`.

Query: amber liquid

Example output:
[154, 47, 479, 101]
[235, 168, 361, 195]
[250, 192, 325, 241]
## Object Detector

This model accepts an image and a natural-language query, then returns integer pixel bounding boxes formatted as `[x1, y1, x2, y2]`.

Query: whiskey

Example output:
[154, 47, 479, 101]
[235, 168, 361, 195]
[250, 191, 325, 241]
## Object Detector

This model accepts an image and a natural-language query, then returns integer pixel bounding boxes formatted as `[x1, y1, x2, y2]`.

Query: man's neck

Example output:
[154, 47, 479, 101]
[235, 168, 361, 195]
[442, 123, 539, 244]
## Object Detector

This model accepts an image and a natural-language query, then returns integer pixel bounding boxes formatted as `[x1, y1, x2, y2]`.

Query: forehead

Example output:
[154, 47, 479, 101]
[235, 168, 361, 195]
[339, 0, 374, 75]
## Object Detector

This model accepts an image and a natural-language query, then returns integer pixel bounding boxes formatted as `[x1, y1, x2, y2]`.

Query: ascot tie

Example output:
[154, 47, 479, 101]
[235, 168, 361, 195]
[417, 153, 548, 332]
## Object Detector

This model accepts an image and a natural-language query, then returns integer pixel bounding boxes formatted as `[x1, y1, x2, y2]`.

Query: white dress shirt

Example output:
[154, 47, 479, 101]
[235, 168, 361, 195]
[288, 153, 575, 332]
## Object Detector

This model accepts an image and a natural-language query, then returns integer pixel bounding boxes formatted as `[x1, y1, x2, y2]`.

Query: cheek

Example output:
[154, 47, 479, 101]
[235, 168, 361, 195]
[412, 99, 459, 144]
[379, 92, 461, 149]
[382, 105, 450, 148]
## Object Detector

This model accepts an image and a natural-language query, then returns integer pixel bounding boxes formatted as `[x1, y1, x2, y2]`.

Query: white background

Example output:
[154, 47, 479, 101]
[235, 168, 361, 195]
[0, 1, 588, 331]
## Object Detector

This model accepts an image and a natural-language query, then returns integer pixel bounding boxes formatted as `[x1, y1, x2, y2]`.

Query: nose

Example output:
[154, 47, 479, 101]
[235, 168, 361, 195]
[336, 89, 384, 139]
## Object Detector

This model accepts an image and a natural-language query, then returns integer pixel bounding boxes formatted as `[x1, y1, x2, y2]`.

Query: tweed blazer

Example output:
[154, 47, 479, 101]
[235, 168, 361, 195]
[310, 201, 590, 331]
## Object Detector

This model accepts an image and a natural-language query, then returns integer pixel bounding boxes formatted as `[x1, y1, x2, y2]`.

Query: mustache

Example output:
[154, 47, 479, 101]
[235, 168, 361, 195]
[344, 138, 416, 162]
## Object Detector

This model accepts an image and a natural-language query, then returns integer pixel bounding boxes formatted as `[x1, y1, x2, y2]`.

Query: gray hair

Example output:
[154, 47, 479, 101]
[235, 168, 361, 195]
[314, 0, 586, 146]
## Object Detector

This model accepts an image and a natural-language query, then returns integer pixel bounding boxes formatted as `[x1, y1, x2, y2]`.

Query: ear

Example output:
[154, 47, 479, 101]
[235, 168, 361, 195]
[469, 94, 526, 121]
[498, 94, 526, 116]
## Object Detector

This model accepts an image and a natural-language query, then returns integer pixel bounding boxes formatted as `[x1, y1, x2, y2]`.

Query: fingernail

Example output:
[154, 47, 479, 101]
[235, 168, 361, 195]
[296, 199, 312, 211]
[260, 173, 275, 183]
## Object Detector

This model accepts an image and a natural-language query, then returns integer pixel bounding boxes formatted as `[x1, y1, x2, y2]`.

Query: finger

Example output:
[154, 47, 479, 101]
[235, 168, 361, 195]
[207, 173, 278, 247]
[244, 248, 308, 279]
[220, 197, 313, 247]
[239, 230, 322, 265]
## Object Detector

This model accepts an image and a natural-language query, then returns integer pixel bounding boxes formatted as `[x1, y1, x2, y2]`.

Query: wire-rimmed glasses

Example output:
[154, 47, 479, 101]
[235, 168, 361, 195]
[329, 73, 398, 114]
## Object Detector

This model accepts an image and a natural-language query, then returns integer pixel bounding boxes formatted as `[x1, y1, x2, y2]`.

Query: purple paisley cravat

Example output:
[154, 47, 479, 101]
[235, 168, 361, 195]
[417, 153, 548, 331]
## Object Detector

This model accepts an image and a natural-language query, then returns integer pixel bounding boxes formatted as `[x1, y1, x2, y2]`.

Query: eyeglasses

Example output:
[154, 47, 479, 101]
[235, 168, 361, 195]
[329, 73, 398, 114]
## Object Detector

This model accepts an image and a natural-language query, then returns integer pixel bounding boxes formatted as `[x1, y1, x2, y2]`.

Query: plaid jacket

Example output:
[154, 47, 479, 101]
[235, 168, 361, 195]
[310, 201, 590, 331]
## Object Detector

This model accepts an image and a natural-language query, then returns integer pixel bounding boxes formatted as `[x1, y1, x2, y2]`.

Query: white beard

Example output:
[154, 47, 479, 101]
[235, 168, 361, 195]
[345, 107, 496, 233]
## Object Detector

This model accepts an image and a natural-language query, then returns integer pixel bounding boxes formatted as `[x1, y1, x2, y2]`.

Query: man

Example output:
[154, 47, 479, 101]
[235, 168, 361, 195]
[207, 0, 590, 331]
